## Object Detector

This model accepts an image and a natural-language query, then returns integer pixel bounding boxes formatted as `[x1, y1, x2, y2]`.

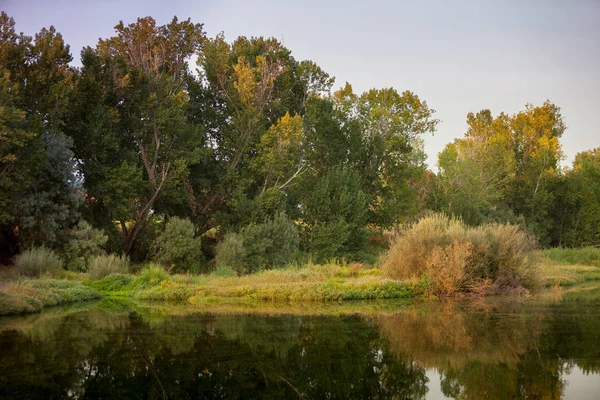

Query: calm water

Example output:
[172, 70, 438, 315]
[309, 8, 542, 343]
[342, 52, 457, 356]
[0, 295, 599, 399]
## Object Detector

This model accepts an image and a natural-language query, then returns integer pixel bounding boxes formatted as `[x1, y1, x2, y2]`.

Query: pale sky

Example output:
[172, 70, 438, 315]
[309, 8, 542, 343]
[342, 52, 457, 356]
[2, 0, 599, 169]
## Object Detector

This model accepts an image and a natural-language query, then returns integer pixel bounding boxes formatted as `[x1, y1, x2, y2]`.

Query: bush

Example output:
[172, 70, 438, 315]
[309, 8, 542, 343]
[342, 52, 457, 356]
[241, 212, 299, 272]
[88, 274, 134, 292]
[133, 263, 170, 288]
[381, 214, 539, 294]
[14, 247, 64, 277]
[211, 265, 236, 277]
[88, 254, 130, 280]
[63, 220, 108, 272]
[215, 212, 299, 275]
[153, 217, 202, 273]
[215, 233, 246, 275]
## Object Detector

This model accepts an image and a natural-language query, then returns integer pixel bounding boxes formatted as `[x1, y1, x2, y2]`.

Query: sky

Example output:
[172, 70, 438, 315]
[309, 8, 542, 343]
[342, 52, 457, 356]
[2, 0, 599, 170]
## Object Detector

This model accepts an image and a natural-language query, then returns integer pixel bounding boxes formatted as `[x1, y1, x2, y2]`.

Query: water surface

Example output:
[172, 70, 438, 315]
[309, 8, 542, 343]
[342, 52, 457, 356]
[0, 295, 599, 399]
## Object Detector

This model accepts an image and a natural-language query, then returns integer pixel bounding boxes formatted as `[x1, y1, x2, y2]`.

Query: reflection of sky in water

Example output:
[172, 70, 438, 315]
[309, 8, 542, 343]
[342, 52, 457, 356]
[425, 366, 600, 400]
[425, 370, 450, 400]
[563, 366, 600, 400]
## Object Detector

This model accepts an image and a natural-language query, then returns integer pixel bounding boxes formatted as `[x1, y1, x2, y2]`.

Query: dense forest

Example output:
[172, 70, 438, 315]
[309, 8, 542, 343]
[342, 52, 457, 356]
[1, 12, 599, 273]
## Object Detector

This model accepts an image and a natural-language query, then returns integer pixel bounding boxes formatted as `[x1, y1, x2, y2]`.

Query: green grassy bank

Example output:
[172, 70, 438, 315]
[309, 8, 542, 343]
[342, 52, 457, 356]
[0, 279, 101, 316]
[2, 248, 600, 317]
[88, 264, 425, 303]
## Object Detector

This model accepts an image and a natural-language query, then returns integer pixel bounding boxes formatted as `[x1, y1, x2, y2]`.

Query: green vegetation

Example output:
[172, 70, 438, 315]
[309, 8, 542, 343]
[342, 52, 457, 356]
[153, 217, 203, 272]
[1, 11, 599, 311]
[541, 247, 600, 267]
[540, 247, 600, 288]
[382, 214, 539, 294]
[87, 254, 130, 280]
[0, 279, 101, 316]
[89, 263, 422, 303]
[14, 247, 64, 277]
[216, 212, 299, 275]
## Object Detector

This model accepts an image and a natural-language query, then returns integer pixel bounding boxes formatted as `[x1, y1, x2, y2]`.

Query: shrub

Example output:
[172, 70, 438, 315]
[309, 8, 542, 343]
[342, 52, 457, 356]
[88, 254, 130, 280]
[14, 247, 64, 277]
[153, 217, 202, 273]
[215, 212, 299, 275]
[88, 274, 134, 292]
[63, 220, 108, 272]
[215, 233, 246, 274]
[381, 214, 539, 294]
[241, 212, 299, 272]
[211, 265, 236, 277]
[133, 263, 170, 288]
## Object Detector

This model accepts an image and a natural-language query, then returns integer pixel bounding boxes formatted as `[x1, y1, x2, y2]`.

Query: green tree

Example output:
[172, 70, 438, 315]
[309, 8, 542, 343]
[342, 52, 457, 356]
[69, 17, 205, 256]
[300, 167, 368, 261]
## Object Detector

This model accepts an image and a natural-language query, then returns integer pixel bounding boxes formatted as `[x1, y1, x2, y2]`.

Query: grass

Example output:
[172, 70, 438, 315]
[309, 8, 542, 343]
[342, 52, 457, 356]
[0, 279, 102, 316]
[541, 247, 600, 267]
[89, 263, 426, 303]
[540, 248, 600, 287]
[2, 247, 599, 317]
[14, 247, 64, 277]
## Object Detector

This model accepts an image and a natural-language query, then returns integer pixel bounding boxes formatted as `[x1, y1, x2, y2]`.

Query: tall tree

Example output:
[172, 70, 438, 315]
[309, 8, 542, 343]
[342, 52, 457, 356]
[69, 16, 205, 255]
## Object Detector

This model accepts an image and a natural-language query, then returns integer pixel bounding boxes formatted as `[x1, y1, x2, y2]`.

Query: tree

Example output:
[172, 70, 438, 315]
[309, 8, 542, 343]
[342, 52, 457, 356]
[436, 110, 515, 225]
[434, 102, 564, 240]
[0, 12, 82, 251]
[300, 167, 368, 261]
[333, 84, 439, 229]
[69, 16, 205, 256]
[551, 148, 600, 247]
[509, 101, 565, 242]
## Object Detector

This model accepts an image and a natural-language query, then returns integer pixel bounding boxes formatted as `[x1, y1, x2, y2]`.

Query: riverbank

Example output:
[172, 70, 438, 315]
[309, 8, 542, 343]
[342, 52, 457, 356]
[1, 248, 599, 316]
[0, 279, 101, 316]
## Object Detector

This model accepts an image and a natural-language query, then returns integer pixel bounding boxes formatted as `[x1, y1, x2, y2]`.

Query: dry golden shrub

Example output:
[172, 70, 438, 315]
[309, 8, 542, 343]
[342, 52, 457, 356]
[381, 213, 540, 294]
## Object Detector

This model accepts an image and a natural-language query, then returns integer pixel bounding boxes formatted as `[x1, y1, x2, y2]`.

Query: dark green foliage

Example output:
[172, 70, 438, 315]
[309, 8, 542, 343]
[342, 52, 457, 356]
[63, 220, 108, 271]
[215, 213, 299, 274]
[153, 217, 202, 273]
[301, 168, 369, 261]
[215, 233, 247, 274]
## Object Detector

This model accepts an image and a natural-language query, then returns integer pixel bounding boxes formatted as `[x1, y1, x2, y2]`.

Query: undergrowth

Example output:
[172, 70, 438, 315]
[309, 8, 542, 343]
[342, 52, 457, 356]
[0, 279, 101, 316]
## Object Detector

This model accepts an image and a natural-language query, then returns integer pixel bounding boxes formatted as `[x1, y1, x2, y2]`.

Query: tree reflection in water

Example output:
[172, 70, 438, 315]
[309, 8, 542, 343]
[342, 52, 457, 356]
[0, 297, 598, 399]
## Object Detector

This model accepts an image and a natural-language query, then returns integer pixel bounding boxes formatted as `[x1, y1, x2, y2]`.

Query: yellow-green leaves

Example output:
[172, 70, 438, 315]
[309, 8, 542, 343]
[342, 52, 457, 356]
[257, 112, 304, 187]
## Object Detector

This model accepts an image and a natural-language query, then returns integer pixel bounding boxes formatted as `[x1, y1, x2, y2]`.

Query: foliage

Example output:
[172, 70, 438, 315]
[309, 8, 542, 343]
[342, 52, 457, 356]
[215, 233, 247, 275]
[215, 212, 299, 275]
[88, 254, 130, 280]
[0, 10, 598, 274]
[381, 214, 540, 294]
[153, 217, 202, 272]
[133, 263, 170, 288]
[63, 220, 108, 271]
[14, 247, 64, 277]
[87, 274, 134, 293]
[300, 168, 368, 261]
[0, 279, 101, 316]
